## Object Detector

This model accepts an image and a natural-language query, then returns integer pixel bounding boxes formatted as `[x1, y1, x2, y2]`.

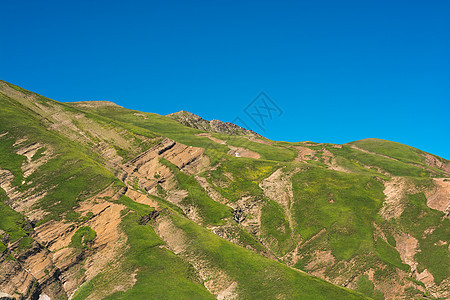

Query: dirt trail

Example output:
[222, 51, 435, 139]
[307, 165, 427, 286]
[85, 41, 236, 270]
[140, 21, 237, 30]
[196, 133, 227, 144]
[244, 136, 272, 145]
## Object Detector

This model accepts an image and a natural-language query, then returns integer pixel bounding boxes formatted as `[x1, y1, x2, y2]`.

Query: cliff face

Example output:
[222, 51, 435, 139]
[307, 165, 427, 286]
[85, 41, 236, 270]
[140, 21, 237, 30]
[0, 80, 449, 300]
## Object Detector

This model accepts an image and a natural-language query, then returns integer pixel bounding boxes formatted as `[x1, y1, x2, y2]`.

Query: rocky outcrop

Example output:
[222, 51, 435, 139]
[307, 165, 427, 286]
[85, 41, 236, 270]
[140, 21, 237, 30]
[423, 153, 450, 174]
[167, 110, 262, 137]
[119, 138, 208, 193]
[139, 210, 160, 225]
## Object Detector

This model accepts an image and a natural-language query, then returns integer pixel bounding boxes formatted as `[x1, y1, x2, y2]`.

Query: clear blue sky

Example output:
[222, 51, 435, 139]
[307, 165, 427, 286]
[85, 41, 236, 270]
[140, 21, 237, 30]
[1, 0, 449, 159]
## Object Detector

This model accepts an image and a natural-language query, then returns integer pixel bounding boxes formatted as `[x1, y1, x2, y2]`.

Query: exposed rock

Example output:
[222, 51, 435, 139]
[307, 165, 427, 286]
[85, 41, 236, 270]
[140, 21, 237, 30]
[233, 207, 246, 224]
[0, 292, 15, 300]
[139, 210, 160, 225]
[423, 153, 450, 174]
[167, 110, 262, 137]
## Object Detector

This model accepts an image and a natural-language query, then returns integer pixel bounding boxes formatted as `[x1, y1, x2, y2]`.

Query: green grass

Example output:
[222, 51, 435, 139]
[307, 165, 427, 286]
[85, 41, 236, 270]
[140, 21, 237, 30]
[399, 193, 443, 239]
[351, 139, 427, 165]
[0, 137, 26, 187]
[1, 91, 121, 225]
[260, 200, 296, 256]
[72, 273, 103, 300]
[104, 213, 215, 300]
[17, 236, 33, 251]
[415, 219, 450, 284]
[205, 155, 277, 202]
[165, 208, 367, 299]
[291, 166, 385, 260]
[0, 241, 6, 253]
[118, 194, 153, 216]
[375, 238, 409, 271]
[70, 226, 97, 249]
[0, 188, 29, 242]
[160, 158, 231, 225]
[356, 275, 384, 300]
[214, 134, 296, 162]
[31, 147, 46, 161]
[327, 145, 431, 177]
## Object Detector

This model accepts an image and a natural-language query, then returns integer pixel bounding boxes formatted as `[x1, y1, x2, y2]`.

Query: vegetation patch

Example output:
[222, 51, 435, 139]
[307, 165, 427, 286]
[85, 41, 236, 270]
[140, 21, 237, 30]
[375, 238, 409, 271]
[70, 226, 97, 249]
[160, 158, 231, 225]
[260, 200, 296, 256]
[356, 275, 384, 300]
[291, 166, 385, 260]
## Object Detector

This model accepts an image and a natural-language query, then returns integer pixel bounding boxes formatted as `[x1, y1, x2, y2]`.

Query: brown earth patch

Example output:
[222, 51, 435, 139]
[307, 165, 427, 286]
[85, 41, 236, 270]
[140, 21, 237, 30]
[425, 178, 450, 213]
[294, 146, 316, 161]
[259, 168, 292, 210]
[380, 177, 408, 220]
[125, 188, 159, 208]
[305, 250, 336, 279]
[166, 190, 189, 205]
[227, 146, 260, 159]
[395, 233, 418, 270]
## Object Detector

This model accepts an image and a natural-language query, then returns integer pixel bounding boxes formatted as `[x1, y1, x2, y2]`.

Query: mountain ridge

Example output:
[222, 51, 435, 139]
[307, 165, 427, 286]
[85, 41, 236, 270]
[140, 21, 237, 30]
[0, 80, 448, 300]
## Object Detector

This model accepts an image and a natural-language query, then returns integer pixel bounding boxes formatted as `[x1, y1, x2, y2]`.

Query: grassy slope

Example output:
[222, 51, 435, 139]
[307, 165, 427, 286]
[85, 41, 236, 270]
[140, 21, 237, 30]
[0, 91, 120, 225]
[2, 81, 448, 298]
[66, 104, 298, 162]
[204, 154, 279, 202]
[73, 200, 215, 300]
[351, 138, 429, 165]
[166, 207, 367, 299]
[112, 197, 368, 299]
[291, 165, 386, 260]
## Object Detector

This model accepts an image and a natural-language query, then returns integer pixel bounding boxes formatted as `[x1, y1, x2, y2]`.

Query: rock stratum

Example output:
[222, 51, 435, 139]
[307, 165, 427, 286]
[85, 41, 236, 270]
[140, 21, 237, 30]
[0, 80, 448, 300]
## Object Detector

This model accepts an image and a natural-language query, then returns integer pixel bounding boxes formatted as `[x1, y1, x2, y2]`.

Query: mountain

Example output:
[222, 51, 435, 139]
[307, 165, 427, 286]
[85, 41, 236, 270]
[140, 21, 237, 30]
[0, 80, 448, 300]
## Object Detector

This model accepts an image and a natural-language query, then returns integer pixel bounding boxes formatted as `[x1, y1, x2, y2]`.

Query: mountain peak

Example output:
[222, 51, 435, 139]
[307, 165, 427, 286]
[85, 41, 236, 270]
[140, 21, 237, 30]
[167, 110, 262, 137]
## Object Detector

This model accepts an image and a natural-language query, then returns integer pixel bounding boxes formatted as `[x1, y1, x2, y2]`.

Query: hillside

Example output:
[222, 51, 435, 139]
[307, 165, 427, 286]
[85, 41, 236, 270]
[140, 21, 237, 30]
[0, 80, 448, 300]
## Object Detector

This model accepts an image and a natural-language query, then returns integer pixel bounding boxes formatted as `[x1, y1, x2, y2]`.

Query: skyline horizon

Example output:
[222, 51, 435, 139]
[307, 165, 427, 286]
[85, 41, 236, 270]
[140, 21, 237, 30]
[2, 0, 449, 159]
[3, 78, 448, 160]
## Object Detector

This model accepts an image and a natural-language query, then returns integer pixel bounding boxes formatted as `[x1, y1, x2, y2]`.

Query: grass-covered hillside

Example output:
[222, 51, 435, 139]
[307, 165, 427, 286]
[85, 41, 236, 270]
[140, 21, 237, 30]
[0, 80, 448, 300]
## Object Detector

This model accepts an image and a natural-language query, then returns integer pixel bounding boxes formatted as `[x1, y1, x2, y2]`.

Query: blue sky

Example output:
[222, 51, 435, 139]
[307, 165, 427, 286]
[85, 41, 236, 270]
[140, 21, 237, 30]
[1, 0, 449, 159]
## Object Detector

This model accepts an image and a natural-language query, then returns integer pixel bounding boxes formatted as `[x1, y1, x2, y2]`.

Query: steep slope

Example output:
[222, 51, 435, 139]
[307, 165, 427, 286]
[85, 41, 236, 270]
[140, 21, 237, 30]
[0, 80, 448, 300]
